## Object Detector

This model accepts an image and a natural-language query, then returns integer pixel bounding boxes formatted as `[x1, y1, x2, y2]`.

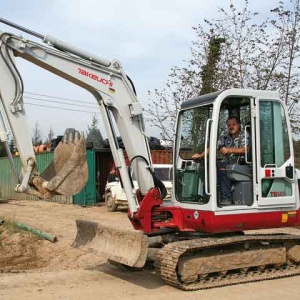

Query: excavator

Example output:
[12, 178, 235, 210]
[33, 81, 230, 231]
[0, 18, 300, 290]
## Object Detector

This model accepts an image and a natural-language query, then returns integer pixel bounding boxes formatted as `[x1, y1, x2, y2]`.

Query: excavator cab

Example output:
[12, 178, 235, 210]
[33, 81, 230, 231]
[174, 89, 297, 213]
[174, 91, 253, 207]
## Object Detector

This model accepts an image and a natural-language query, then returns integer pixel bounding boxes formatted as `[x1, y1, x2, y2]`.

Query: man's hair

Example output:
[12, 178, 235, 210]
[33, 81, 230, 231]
[226, 115, 240, 124]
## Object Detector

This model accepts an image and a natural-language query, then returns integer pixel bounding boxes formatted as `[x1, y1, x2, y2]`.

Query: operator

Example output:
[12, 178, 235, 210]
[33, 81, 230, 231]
[106, 168, 119, 184]
[192, 116, 250, 206]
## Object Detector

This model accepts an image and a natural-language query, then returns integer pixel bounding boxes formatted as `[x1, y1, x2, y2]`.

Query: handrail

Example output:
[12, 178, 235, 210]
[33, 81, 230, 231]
[204, 119, 213, 195]
[245, 125, 251, 164]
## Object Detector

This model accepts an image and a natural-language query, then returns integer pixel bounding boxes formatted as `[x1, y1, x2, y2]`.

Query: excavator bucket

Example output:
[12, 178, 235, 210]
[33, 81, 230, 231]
[40, 129, 88, 196]
[72, 220, 149, 268]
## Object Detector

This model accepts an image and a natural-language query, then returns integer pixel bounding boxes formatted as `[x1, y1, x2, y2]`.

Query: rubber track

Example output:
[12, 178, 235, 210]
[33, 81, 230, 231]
[154, 234, 300, 290]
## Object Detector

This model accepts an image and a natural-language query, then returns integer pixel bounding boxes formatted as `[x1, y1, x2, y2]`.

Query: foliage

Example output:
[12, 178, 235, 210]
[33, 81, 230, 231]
[9, 139, 15, 153]
[87, 114, 99, 132]
[200, 37, 225, 95]
[0, 137, 17, 158]
[145, 0, 300, 139]
[294, 140, 300, 168]
[0, 142, 7, 157]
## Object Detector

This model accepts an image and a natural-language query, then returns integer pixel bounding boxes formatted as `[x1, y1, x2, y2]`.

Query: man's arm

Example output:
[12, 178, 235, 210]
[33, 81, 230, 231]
[219, 147, 248, 155]
[192, 152, 205, 160]
[192, 147, 211, 160]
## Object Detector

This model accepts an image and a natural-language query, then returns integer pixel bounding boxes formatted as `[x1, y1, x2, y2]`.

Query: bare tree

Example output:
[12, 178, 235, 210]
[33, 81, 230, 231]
[32, 121, 42, 146]
[145, 0, 300, 138]
[270, 0, 300, 135]
[44, 126, 54, 145]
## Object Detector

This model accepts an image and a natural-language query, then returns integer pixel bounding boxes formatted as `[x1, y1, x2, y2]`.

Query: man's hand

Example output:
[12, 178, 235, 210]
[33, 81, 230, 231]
[220, 146, 247, 156]
[219, 147, 232, 155]
[192, 152, 204, 160]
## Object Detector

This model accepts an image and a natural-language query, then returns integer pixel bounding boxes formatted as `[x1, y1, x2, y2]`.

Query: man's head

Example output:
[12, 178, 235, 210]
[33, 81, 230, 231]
[226, 116, 241, 138]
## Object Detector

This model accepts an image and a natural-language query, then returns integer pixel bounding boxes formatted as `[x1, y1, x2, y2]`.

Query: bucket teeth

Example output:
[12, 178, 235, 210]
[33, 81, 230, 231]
[72, 220, 149, 268]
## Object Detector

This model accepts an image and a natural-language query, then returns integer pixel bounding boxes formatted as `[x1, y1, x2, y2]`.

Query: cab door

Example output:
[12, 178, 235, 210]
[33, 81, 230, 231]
[255, 99, 296, 207]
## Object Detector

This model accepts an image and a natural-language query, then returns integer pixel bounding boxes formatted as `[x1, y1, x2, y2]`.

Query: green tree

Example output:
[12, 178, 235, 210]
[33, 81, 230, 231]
[86, 114, 105, 149]
[0, 142, 7, 157]
[145, 0, 300, 139]
[87, 114, 99, 132]
[200, 37, 225, 95]
[294, 140, 300, 168]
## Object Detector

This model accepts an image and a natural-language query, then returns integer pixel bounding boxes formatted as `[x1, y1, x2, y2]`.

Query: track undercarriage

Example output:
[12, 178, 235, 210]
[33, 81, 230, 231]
[153, 234, 300, 290]
[73, 221, 300, 290]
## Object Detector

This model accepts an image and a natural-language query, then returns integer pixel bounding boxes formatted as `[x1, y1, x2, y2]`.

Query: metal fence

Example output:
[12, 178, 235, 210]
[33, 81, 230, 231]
[0, 152, 72, 203]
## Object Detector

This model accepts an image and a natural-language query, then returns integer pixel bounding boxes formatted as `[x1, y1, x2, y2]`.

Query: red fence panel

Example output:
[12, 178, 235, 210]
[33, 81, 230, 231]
[151, 150, 173, 164]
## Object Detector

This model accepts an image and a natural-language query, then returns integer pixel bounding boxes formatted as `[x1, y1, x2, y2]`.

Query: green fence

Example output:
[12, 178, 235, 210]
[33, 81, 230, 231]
[0, 150, 98, 205]
[73, 150, 97, 206]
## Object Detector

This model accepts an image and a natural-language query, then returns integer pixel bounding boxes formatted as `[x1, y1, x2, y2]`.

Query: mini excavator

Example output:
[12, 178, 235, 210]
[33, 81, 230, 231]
[1, 18, 300, 290]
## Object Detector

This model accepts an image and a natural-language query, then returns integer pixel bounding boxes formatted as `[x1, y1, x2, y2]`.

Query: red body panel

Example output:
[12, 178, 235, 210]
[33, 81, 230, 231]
[130, 189, 300, 234]
[158, 207, 300, 233]
[129, 188, 163, 233]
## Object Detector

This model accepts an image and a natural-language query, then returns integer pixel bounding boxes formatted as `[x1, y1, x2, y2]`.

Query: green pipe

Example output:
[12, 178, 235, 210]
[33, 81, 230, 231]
[13, 221, 57, 243]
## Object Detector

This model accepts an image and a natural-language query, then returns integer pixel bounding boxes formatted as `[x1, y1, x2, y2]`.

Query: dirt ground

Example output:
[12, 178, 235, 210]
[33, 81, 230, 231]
[0, 199, 300, 300]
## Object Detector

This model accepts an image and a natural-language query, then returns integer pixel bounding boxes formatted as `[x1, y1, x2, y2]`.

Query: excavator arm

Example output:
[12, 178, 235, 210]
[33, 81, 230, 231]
[0, 19, 160, 214]
[0, 32, 89, 199]
[0, 18, 166, 269]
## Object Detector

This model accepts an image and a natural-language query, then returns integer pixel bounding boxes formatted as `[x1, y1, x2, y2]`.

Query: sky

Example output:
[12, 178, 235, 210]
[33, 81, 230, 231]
[0, 0, 278, 141]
